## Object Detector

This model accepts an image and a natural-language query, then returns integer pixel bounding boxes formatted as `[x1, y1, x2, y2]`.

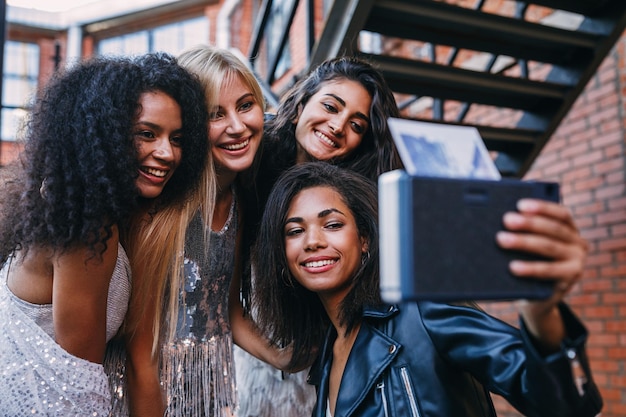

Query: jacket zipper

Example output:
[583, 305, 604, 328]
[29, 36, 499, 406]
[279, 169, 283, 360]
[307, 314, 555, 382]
[376, 381, 389, 417]
[400, 367, 420, 417]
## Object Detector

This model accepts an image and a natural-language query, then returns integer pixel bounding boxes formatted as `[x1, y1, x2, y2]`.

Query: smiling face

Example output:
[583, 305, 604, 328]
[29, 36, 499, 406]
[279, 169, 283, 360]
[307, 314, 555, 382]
[209, 74, 264, 177]
[284, 185, 368, 304]
[293, 79, 372, 163]
[133, 91, 183, 199]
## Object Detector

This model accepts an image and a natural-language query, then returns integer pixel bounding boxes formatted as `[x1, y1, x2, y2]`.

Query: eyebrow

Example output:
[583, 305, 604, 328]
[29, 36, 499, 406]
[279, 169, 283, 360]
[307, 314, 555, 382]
[237, 92, 255, 102]
[285, 208, 345, 225]
[135, 120, 182, 134]
[135, 121, 161, 130]
[211, 93, 256, 113]
[324, 93, 370, 123]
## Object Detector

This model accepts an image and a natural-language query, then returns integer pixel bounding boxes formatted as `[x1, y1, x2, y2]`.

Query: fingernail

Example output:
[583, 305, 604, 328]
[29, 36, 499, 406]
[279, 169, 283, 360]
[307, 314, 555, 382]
[503, 212, 524, 225]
[509, 260, 523, 270]
[496, 231, 515, 245]
[517, 199, 537, 211]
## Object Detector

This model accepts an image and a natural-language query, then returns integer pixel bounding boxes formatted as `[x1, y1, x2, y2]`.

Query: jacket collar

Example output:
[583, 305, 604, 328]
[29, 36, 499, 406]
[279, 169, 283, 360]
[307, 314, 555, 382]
[362, 303, 399, 319]
[308, 304, 402, 417]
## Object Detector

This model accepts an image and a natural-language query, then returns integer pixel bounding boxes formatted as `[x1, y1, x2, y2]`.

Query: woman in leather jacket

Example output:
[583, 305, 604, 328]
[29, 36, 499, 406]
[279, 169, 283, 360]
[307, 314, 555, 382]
[252, 162, 602, 417]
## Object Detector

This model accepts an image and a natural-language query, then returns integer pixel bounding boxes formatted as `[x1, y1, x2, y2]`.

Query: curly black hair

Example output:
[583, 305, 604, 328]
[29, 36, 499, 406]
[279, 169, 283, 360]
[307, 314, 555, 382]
[7, 53, 208, 258]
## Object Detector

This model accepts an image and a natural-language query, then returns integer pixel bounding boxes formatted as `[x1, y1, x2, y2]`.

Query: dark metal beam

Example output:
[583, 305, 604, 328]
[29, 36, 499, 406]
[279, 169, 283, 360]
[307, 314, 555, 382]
[307, 0, 374, 70]
[365, 0, 601, 68]
[361, 53, 567, 118]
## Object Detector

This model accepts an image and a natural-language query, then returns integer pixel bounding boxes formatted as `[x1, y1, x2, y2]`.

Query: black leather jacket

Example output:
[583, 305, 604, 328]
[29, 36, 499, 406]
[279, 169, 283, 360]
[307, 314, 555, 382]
[308, 301, 602, 417]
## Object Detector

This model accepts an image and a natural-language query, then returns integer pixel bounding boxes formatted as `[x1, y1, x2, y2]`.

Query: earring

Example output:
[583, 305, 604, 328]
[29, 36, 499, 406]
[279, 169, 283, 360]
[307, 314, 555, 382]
[361, 250, 371, 265]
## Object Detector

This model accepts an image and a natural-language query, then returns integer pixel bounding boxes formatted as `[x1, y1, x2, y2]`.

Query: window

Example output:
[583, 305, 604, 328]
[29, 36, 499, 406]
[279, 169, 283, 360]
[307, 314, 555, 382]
[2, 41, 39, 142]
[97, 17, 209, 56]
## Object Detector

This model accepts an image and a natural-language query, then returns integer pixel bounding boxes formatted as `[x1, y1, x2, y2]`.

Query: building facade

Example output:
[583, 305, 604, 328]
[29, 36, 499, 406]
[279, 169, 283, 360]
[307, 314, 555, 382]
[3, 1, 625, 415]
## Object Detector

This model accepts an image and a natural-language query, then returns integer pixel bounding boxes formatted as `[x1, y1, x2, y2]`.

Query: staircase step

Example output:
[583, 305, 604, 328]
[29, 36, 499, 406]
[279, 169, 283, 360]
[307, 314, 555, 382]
[359, 53, 569, 116]
[365, 0, 602, 68]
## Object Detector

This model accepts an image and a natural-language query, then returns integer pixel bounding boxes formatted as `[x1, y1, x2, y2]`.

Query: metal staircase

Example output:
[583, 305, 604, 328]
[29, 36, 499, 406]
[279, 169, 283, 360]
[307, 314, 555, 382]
[246, 0, 626, 177]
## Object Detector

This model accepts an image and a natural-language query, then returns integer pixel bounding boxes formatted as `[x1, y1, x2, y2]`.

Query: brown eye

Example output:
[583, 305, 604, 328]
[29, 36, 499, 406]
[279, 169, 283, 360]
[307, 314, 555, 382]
[134, 130, 155, 140]
[322, 103, 338, 113]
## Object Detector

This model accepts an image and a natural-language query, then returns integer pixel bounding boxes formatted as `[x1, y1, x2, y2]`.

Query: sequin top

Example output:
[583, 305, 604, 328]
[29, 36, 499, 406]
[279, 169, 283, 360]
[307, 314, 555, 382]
[0, 244, 132, 416]
[161, 192, 238, 417]
[6, 243, 131, 342]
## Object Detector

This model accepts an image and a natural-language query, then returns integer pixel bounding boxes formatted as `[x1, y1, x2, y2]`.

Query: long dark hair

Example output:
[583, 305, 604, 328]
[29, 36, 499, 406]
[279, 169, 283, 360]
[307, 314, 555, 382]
[252, 162, 381, 369]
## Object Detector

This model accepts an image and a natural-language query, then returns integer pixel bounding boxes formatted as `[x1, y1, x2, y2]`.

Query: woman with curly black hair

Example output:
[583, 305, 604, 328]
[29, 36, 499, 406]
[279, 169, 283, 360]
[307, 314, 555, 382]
[0, 52, 211, 416]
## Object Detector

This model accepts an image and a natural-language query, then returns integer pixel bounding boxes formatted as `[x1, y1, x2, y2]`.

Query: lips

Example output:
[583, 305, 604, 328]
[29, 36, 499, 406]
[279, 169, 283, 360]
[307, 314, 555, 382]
[302, 258, 338, 270]
[220, 138, 250, 151]
[140, 166, 168, 178]
[314, 130, 338, 148]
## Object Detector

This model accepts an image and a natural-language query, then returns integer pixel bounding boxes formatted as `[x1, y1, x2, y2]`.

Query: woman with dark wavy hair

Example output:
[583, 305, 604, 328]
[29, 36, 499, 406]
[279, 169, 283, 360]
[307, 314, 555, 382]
[0, 52, 210, 416]
[252, 162, 601, 417]
[244, 56, 402, 218]
[264, 56, 402, 180]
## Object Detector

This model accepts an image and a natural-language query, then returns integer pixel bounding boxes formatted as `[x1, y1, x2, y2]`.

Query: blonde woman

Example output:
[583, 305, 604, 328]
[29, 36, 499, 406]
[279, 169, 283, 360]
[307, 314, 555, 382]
[146, 45, 289, 417]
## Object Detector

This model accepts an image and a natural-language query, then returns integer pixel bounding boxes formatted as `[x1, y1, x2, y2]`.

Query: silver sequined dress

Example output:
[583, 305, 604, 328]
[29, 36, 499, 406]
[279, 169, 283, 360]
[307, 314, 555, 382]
[0, 244, 131, 417]
[161, 193, 237, 417]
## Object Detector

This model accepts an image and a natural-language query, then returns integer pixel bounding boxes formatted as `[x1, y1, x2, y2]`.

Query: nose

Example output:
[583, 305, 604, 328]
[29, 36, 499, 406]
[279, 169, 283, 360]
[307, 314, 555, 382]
[304, 227, 326, 251]
[328, 115, 347, 136]
[225, 112, 246, 136]
[153, 137, 175, 162]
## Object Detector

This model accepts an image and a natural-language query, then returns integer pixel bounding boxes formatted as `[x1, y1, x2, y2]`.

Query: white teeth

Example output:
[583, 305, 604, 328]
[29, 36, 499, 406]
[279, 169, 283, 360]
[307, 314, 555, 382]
[304, 259, 336, 268]
[143, 167, 167, 177]
[315, 131, 338, 148]
[223, 138, 250, 151]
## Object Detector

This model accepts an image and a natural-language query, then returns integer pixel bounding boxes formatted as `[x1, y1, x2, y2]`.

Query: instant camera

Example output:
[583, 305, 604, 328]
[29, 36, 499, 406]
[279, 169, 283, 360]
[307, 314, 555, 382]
[379, 118, 558, 303]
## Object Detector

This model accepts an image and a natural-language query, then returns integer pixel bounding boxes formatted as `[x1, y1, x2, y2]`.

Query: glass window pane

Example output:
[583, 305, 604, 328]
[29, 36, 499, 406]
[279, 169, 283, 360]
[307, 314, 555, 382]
[1, 108, 29, 142]
[177, 17, 209, 51]
[98, 31, 149, 56]
[97, 17, 208, 57]
[4, 41, 39, 77]
[152, 24, 179, 54]
[3, 77, 36, 107]
[2, 41, 39, 142]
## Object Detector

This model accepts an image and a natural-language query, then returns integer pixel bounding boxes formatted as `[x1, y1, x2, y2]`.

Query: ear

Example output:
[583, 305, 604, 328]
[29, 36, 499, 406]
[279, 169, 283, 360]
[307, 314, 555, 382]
[360, 237, 369, 254]
[292, 103, 303, 125]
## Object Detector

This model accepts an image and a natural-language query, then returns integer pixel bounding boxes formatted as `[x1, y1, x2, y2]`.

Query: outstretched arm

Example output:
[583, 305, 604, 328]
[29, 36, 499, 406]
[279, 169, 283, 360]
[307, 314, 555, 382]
[229, 228, 295, 371]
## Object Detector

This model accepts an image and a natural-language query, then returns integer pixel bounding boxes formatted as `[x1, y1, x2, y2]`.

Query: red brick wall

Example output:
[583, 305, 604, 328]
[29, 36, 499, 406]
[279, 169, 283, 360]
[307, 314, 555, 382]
[0, 141, 22, 166]
[484, 32, 626, 417]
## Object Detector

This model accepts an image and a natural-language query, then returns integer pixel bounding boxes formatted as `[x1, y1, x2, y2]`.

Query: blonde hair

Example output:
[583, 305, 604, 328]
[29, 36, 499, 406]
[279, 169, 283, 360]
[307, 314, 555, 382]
[178, 44, 266, 115]
[123, 159, 215, 354]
